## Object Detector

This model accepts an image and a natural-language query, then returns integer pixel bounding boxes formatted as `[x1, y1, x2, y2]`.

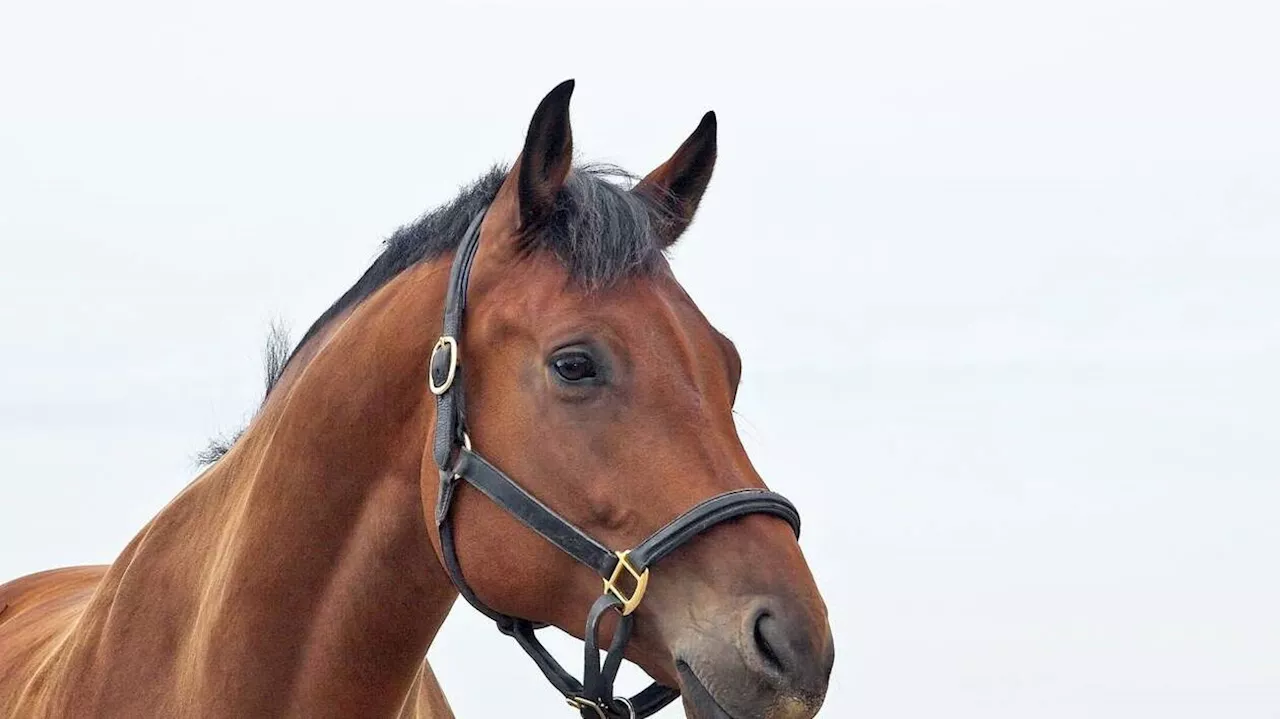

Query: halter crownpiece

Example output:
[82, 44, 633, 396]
[431, 209, 803, 718]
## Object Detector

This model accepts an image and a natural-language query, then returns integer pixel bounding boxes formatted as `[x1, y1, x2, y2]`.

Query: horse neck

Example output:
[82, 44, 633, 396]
[74, 264, 458, 715]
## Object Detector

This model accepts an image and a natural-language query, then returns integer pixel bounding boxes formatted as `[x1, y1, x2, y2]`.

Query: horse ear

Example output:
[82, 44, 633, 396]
[512, 79, 575, 230]
[634, 111, 718, 248]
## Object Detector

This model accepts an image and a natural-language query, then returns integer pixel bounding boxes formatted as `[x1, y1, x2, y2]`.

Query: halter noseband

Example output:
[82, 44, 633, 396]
[430, 210, 802, 718]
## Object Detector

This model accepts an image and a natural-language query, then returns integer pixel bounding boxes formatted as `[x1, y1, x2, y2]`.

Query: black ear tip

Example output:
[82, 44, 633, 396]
[531, 80, 575, 123]
[548, 78, 576, 102]
[527, 80, 576, 138]
[694, 111, 717, 144]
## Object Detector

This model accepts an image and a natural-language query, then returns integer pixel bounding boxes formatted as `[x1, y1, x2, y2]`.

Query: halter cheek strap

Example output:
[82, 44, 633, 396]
[430, 210, 802, 719]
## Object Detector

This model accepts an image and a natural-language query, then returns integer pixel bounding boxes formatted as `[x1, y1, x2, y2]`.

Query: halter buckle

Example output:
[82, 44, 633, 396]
[603, 550, 649, 616]
[567, 696, 607, 718]
[565, 696, 636, 719]
[429, 336, 459, 395]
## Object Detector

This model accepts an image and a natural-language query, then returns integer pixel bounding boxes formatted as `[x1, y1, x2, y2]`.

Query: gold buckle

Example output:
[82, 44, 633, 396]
[566, 696, 635, 719]
[566, 696, 607, 718]
[602, 550, 649, 616]
[428, 336, 458, 395]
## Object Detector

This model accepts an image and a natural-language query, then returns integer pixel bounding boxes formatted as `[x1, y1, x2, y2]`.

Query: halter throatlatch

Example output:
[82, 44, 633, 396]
[431, 210, 803, 718]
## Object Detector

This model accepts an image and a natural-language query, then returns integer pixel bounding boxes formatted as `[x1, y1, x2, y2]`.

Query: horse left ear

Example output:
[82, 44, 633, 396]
[634, 111, 718, 248]
[514, 79, 575, 231]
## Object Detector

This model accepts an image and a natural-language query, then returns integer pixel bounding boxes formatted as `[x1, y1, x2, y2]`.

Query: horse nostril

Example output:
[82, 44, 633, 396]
[752, 610, 786, 674]
[742, 597, 832, 701]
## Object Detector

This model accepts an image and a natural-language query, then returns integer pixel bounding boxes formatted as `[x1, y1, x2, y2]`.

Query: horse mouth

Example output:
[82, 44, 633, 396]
[676, 660, 738, 719]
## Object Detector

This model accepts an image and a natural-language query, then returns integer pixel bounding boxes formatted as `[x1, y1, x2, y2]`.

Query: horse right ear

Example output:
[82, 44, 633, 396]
[505, 79, 575, 231]
[633, 111, 718, 248]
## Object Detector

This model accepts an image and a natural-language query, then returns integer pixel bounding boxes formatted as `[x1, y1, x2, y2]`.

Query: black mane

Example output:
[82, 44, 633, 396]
[289, 164, 661, 360]
[198, 163, 665, 465]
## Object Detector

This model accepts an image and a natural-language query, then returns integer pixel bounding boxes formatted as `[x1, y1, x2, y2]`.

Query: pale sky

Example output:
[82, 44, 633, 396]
[2, 1, 1278, 717]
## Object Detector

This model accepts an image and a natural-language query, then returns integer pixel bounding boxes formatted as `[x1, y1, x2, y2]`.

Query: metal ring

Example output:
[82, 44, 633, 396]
[611, 696, 637, 719]
[450, 432, 474, 482]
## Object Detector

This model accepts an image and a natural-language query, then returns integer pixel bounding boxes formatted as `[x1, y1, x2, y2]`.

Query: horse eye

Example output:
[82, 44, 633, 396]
[552, 352, 597, 383]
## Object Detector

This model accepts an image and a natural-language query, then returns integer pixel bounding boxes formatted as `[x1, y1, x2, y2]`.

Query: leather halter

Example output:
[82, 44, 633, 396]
[430, 210, 802, 718]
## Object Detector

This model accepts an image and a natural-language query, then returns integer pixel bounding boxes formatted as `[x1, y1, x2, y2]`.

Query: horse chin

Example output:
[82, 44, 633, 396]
[676, 660, 738, 719]
[674, 657, 827, 719]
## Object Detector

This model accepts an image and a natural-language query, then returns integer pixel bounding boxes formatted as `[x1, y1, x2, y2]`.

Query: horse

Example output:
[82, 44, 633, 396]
[0, 80, 834, 718]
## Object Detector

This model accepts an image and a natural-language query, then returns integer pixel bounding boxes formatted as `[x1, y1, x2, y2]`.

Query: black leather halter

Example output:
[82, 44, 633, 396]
[430, 210, 802, 718]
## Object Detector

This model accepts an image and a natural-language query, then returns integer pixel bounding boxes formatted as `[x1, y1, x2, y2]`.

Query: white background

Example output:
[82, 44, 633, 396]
[2, 1, 1278, 716]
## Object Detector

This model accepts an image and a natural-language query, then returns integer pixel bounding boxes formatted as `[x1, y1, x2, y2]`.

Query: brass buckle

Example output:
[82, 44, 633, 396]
[428, 336, 458, 395]
[566, 696, 607, 718]
[602, 550, 650, 616]
[566, 696, 635, 719]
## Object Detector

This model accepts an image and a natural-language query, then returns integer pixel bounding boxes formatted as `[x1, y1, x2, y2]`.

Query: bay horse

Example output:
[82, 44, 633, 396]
[0, 81, 833, 718]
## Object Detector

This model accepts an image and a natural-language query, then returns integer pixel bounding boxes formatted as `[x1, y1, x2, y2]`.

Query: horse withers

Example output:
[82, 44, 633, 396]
[0, 80, 834, 718]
